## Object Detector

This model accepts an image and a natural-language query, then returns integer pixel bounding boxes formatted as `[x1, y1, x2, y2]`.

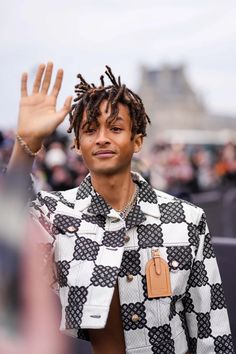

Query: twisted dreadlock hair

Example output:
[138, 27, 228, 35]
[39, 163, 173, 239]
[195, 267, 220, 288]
[67, 66, 150, 146]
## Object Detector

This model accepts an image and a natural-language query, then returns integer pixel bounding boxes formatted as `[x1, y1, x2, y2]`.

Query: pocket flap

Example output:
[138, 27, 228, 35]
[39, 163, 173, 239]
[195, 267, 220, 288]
[53, 213, 82, 234]
[158, 245, 194, 271]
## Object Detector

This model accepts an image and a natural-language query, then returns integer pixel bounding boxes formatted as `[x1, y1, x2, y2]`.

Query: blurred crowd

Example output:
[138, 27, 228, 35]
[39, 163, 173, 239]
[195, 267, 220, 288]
[1, 129, 236, 353]
[1, 129, 236, 196]
[149, 141, 236, 196]
[0, 129, 89, 192]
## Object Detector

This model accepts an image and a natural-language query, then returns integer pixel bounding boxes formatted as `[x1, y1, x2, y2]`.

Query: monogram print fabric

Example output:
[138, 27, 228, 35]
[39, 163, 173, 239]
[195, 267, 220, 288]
[30, 173, 234, 354]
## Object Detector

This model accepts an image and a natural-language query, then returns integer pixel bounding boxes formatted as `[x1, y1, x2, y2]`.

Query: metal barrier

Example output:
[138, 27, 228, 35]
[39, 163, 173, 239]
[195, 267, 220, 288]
[192, 189, 236, 237]
[212, 237, 236, 349]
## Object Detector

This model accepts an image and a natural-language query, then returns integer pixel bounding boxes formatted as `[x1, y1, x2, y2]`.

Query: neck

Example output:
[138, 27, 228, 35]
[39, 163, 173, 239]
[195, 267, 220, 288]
[90, 170, 136, 211]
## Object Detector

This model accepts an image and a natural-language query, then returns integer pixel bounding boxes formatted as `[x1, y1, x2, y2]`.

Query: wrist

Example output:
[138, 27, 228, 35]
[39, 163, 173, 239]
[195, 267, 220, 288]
[15, 134, 44, 157]
[16, 133, 43, 153]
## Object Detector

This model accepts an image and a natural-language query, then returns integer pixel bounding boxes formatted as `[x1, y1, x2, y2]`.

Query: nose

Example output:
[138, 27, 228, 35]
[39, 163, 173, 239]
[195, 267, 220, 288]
[95, 127, 110, 146]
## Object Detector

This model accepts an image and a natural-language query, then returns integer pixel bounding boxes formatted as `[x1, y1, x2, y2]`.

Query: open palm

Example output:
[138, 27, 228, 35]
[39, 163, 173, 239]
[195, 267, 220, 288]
[18, 62, 72, 143]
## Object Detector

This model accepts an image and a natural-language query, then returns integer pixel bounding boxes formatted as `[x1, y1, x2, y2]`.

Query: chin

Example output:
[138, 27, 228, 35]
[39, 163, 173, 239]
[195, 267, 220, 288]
[90, 164, 129, 176]
[91, 168, 119, 176]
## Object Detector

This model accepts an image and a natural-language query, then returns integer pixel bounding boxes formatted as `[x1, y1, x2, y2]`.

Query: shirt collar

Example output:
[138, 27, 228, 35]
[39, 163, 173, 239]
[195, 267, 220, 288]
[74, 172, 160, 221]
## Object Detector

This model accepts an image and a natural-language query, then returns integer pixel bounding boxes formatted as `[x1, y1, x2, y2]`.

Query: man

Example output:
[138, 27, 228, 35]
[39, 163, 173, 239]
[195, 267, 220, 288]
[8, 62, 234, 354]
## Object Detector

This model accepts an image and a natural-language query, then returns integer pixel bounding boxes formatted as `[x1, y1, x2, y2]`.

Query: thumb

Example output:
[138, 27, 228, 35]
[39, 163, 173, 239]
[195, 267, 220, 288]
[56, 96, 73, 123]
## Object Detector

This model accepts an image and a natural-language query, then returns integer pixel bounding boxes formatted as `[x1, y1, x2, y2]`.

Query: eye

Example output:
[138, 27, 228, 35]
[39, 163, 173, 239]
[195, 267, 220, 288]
[85, 127, 96, 134]
[111, 126, 123, 132]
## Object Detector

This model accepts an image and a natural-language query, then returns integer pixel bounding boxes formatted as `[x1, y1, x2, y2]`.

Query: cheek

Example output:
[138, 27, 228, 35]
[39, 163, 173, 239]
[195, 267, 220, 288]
[79, 148, 90, 160]
[79, 136, 94, 150]
[78, 145, 90, 161]
[122, 144, 136, 158]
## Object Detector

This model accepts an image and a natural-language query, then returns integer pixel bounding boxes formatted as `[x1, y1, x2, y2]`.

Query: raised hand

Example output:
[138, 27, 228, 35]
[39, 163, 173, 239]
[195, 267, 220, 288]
[17, 62, 72, 152]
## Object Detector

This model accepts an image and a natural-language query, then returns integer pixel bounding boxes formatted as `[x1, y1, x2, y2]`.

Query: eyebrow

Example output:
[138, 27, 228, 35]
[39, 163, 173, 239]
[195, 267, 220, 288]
[110, 116, 124, 123]
[81, 115, 125, 130]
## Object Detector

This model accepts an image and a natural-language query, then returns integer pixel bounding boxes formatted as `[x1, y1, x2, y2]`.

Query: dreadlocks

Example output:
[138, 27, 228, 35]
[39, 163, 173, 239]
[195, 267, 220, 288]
[67, 66, 151, 145]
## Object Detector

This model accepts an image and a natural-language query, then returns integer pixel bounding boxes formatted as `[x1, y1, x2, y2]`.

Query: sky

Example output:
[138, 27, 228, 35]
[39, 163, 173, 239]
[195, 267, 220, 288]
[0, 0, 235, 129]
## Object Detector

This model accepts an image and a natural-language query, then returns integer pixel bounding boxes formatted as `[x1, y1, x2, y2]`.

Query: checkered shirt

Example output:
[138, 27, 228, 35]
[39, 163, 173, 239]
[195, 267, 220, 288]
[30, 173, 234, 354]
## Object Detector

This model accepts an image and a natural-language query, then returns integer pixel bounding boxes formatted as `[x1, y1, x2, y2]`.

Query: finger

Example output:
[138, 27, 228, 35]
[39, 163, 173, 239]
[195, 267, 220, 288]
[62, 95, 73, 114]
[32, 64, 46, 93]
[51, 68, 63, 98]
[41, 62, 53, 94]
[21, 72, 28, 97]
[56, 96, 73, 123]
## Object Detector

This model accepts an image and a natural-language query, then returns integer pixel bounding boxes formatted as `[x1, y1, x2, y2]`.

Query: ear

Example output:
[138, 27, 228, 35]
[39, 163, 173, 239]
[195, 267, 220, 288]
[74, 138, 82, 155]
[133, 134, 143, 153]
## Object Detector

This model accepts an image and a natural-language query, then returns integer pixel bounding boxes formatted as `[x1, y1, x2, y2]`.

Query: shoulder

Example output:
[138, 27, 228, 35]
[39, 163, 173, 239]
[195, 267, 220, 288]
[134, 171, 204, 225]
[153, 187, 204, 225]
[31, 187, 79, 214]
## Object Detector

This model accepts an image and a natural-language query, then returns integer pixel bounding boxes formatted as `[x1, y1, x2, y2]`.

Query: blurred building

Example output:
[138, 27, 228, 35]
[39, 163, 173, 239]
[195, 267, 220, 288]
[138, 64, 236, 151]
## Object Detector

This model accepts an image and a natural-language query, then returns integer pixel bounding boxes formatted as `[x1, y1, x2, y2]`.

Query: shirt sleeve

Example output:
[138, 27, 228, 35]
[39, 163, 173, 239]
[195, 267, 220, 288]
[29, 191, 59, 295]
[184, 210, 235, 353]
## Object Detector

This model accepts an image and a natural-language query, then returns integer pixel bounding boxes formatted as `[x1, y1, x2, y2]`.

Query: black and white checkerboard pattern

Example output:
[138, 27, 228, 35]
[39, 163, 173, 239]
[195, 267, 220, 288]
[30, 174, 234, 354]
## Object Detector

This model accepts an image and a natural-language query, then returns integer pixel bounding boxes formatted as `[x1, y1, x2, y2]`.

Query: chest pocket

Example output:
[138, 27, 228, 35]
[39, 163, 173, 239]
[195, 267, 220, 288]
[157, 245, 194, 300]
[121, 244, 194, 300]
[53, 212, 99, 262]
[54, 213, 101, 294]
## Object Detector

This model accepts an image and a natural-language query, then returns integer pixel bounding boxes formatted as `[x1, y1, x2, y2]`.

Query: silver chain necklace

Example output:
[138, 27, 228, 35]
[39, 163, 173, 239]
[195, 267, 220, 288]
[117, 184, 139, 219]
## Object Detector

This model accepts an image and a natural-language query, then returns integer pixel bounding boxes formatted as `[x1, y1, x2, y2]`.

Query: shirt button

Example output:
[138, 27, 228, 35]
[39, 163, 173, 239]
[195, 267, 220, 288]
[124, 235, 130, 243]
[68, 226, 76, 232]
[126, 273, 134, 282]
[172, 260, 179, 268]
[131, 314, 140, 323]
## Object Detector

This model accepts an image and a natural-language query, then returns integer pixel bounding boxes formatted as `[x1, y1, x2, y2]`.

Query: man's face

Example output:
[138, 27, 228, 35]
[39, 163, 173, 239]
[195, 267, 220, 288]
[76, 100, 143, 176]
